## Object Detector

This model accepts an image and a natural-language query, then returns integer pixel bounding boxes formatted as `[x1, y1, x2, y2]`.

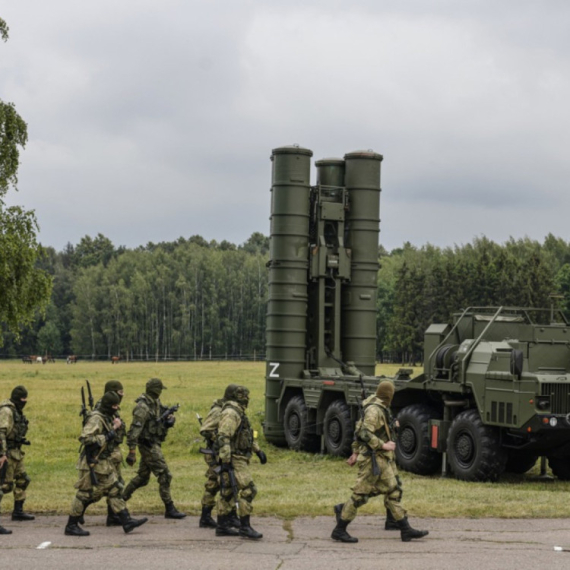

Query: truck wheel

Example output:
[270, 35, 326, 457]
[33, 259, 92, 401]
[323, 400, 354, 457]
[283, 396, 319, 452]
[447, 409, 507, 481]
[396, 404, 441, 475]
[547, 456, 570, 480]
[505, 451, 538, 474]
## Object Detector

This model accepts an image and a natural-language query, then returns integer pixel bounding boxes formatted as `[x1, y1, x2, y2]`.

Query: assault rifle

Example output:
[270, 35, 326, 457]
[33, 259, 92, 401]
[356, 375, 381, 477]
[159, 403, 180, 424]
[79, 380, 94, 426]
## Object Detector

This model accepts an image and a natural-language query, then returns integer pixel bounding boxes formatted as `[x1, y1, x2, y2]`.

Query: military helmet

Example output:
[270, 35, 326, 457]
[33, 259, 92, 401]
[104, 380, 124, 394]
[146, 378, 166, 398]
[234, 385, 250, 408]
[223, 384, 239, 401]
[376, 380, 395, 406]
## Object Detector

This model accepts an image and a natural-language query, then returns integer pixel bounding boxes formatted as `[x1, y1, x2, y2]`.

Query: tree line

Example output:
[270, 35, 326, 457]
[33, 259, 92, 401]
[3, 232, 570, 362]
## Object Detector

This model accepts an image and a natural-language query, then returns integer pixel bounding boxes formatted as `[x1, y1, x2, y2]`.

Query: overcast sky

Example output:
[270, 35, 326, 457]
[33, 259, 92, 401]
[2, 1, 570, 252]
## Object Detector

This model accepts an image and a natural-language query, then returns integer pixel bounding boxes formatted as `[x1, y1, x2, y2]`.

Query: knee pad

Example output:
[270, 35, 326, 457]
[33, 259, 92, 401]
[242, 482, 257, 503]
[17, 473, 31, 490]
[351, 495, 368, 509]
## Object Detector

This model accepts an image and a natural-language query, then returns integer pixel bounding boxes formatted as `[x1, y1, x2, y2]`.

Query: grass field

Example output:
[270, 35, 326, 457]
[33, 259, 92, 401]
[1, 360, 569, 519]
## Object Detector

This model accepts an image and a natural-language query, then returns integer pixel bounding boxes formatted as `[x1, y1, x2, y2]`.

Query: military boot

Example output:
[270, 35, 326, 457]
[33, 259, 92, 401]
[0, 513, 12, 535]
[238, 515, 263, 540]
[384, 508, 399, 531]
[396, 517, 429, 542]
[331, 504, 358, 543]
[118, 509, 148, 534]
[64, 516, 90, 536]
[12, 500, 35, 521]
[78, 500, 93, 526]
[199, 505, 217, 528]
[164, 501, 186, 519]
[215, 514, 239, 537]
[228, 508, 241, 529]
[106, 504, 122, 527]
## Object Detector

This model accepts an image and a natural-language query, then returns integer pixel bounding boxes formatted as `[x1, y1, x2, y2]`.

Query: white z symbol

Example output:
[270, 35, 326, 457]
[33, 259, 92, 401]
[269, 362, 280, 378]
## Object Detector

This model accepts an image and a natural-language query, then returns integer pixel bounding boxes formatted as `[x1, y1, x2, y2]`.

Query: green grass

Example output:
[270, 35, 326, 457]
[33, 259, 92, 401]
[1, 360, 569, 518]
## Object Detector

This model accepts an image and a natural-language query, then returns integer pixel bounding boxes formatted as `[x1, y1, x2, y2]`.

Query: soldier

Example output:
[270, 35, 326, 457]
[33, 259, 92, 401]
[215, 385, 267, 539]
[90, 380, 126, 527]
[123, 378, 185, 519]
[331, 380, 428, 543]
[64, 391, 148, 536]
[198, 384, 240, 529]
[0, 385, 34, 535]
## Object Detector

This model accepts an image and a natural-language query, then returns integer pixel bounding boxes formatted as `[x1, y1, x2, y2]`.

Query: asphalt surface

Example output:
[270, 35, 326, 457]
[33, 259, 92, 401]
[2, 515, 570, 570]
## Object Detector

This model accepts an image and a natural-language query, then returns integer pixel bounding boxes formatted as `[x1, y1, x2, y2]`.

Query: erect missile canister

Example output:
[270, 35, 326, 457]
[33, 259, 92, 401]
[265, 145, 312, 444]
[341, 150, 383, 375]
[315, 157, 345, 188]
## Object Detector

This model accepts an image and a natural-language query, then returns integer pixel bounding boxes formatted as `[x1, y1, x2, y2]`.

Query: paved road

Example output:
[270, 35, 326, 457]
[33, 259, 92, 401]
[2, 515, 570, 570]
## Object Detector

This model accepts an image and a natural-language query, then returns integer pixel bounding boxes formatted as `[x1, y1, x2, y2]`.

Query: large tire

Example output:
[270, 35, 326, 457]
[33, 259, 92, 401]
[505, 451, 538, 474]
[323, 400, 354, 457]
[547, 456, 570, 480]
[447, 409, 507, 481]
[396, 404, 442, 475]
[283, 396, 320, 452]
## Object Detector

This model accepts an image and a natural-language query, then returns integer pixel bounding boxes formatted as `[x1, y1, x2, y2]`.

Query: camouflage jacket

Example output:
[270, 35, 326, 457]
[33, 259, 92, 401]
[94, 397, 126, 444]
[126, 393, 167, 448]
[199, 398, 225, 446]
[78, 411, 117, 474]
[217, 400, 260, 463]
[354, 395, 394, 460]
[0, 399, 29, 458]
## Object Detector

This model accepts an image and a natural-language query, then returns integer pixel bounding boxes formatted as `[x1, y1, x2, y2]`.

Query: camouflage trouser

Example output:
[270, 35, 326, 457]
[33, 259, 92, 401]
[217, 455, 256, 517]
[107, 448, 124, 510]
[124, 443, 172, 505]
[0, 451, 30, 503]
[70, 468, 126, 516]
[340, 453, 406, 523]
[201, 453, 220, 508]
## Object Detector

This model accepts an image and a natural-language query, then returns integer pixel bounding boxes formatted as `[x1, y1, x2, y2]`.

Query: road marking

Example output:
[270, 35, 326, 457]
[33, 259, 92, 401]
[37, 541, 52, 549]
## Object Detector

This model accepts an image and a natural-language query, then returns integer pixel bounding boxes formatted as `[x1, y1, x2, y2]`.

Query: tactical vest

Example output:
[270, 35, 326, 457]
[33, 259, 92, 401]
[0, 403, 29, 450]
[355, 400, 392, 445]
[225, 402, 254, 456]
[86, 411, 117, 459]
[136, 395, 167, 445]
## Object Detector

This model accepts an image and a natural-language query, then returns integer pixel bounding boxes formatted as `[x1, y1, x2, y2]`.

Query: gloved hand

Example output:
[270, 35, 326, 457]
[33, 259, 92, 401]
[220, 462, 232, 473]
[256, 450, 267, 465]
[165, 415, 176, 428]
[105, 430, 116, 442]
[126, 449, 137, 466]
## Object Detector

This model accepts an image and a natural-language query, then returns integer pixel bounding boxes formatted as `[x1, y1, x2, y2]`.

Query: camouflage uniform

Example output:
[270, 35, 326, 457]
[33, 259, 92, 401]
[216, 385, 266, 539]
[123, 379, 185, 519]
[331, 381, 428, 543]
[0, 386, 34, 533]
[200, 398, 225, 510]
[92, 380, 126, 526]
[65, 391, 148, 536]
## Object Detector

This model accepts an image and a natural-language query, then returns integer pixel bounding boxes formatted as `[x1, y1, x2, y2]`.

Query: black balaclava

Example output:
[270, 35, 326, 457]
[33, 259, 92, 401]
[100, 391, 121, 417]
[234, 386, 250, 408]
[10, 385, 28, 411]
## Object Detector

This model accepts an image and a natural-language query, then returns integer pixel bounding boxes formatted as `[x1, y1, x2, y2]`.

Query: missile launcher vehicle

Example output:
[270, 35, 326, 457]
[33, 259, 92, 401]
[263, 145, 570, 482]
[393, 306, 570, 481]
[263, 145, 384, 457]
